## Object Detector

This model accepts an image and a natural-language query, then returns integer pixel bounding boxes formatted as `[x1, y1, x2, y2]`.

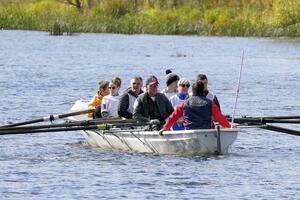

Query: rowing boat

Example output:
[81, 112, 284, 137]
[69, 100, 239, 156]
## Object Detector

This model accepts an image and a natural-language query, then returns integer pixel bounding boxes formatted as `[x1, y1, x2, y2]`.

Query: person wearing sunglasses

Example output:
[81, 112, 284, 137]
[133, 75, 174, 131]
[87, 80, 110, 118]
[161, 69, 180, 100]
[101, 77, 122, 118]
[159, 81, 230, 135]
[196, 74, 221, 111]
[169, 78, 190, 108]
[118, 76, 144, 119]
[169, 78, 190, 130]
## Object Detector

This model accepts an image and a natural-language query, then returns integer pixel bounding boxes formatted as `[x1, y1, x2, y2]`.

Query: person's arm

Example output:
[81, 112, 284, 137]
[162, 94, 174, 115]
[133, 98, 150, 122]
[211, 102, 230, 128]
[162, 102, 184, 131]
[167, 100, 174, 116]
[118, 94, 132, 119]
[87, 94, 99, 118]
[101, 97, 109, 117]
[213, 95, 221, 112]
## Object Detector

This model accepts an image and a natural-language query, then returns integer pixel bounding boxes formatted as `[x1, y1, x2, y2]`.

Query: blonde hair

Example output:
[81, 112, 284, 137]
[98, 80, 109, 90]
[177, 78, 190, 86]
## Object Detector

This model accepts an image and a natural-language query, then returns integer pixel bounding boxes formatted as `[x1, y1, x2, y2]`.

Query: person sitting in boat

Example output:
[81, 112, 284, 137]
[159, 81, 231, 135]
[133, 75, 174, 130]
[87, 80, 109, 118]
[161, 69, 180, 100]
[196, 74, 221, 111]
[118, 76, 143, 119]
[101, 77, 122, 118]
[169, 78, 190, 130]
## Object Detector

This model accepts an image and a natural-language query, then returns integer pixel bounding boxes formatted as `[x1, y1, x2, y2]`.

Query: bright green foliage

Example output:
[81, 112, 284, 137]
[0, 0, 299, 36]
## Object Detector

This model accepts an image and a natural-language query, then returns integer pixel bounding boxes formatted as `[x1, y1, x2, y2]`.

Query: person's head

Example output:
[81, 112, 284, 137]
[98, 80, 110, 96]
[177, 78, 190, 94]
[112, 76, 122, 87]
[146, 75, 159, 96]
[196, 74, 208, 91]
[130, 76, 143, 93]
[109, 77, 121, 95]
[165, 69, 179, 92]
[192, 81, 205, 96]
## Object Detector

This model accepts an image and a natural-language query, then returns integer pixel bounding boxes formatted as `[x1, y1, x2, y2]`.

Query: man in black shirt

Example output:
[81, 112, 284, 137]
[133, 75, 174, 130]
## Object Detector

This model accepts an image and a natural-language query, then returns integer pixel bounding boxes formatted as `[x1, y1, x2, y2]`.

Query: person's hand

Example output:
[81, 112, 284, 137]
[158, 129, 164, 136]
[150, 119, 161, 125]
[101, 111, 109, 118]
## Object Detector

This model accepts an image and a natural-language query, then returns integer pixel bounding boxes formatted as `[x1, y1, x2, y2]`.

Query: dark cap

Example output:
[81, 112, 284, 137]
[166, 70, 179, 86]
[146, 75, 159, 86]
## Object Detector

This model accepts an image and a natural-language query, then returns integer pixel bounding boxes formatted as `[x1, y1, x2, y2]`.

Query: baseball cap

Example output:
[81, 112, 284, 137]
[146, 75, 159, 86]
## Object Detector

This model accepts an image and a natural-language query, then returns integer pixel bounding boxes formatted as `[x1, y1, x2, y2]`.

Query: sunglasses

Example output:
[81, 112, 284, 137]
[149, 83, 158, 87]
[108, 86, 116, 90]
[180, 84, 190, 88]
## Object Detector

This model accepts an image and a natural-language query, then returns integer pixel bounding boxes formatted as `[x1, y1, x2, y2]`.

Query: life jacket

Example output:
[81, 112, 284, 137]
[183, 95, 212, 129]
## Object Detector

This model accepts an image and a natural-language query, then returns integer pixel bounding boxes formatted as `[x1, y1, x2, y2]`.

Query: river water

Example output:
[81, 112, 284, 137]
[0, 30, 299, 199]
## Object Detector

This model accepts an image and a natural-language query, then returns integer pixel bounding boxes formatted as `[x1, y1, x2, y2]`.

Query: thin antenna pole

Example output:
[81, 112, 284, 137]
[231, 50, 244, 128]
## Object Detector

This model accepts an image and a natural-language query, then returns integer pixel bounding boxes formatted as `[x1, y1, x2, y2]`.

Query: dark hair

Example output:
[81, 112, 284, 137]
[196, 74, 207, 81]
[98, 80, 109, 90]
[192, 81, 205, 96]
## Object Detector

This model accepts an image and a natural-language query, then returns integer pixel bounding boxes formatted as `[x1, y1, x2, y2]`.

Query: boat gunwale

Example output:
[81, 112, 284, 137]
[98, 127, 240, 136]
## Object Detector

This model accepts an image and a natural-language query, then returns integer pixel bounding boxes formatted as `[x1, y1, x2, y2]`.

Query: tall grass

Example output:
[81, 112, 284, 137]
[0, 0, 299, 36]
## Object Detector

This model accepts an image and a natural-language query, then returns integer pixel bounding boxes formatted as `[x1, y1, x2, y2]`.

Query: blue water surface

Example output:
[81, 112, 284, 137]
[0, 30, 299, 199]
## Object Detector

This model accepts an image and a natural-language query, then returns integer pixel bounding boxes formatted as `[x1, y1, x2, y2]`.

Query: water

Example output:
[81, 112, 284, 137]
[0, 30, 299, 199]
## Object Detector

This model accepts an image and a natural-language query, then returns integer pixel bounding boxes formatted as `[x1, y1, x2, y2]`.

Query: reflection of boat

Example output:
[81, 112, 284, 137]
[69, 100, 239, 156]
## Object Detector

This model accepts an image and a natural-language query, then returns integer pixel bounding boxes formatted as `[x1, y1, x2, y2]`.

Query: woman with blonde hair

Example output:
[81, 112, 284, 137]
[169, 78, 190, 108]
[87, 80, 109, 118]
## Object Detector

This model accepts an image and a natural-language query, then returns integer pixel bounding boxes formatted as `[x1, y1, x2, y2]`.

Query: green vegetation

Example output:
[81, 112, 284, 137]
[0, 0, 299, 37]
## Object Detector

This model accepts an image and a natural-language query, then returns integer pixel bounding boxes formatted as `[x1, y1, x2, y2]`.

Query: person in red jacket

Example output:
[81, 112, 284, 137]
[159, 81, 230, 135]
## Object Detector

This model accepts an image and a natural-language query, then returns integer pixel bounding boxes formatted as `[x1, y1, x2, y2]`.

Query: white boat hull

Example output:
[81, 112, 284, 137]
[69, 100, 239, 156]
[81, 128, 238, 156]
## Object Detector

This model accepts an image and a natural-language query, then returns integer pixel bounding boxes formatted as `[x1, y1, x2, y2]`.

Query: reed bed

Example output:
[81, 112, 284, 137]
[0, 0, 299, 36]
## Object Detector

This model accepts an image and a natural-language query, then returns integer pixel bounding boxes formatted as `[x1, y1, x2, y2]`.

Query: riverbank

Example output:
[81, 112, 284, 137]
[0, 0, 299, 37]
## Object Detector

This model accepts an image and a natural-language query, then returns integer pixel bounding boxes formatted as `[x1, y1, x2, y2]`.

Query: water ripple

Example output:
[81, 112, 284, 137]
[0, 31, 299, 199]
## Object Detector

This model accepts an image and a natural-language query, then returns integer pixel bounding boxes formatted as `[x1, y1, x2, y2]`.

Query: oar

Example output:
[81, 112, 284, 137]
[0, 118, 137, 131]
[230, 115, 300, 121]
[0, 122, 148, 136]
[0, 125, 107, 135]
[232, 118, 300, 124]
[261, 124, 300, 137]
[0, 119, 138, 132]
[0, 109, 95, 128]
[258, 116, 300, 120]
